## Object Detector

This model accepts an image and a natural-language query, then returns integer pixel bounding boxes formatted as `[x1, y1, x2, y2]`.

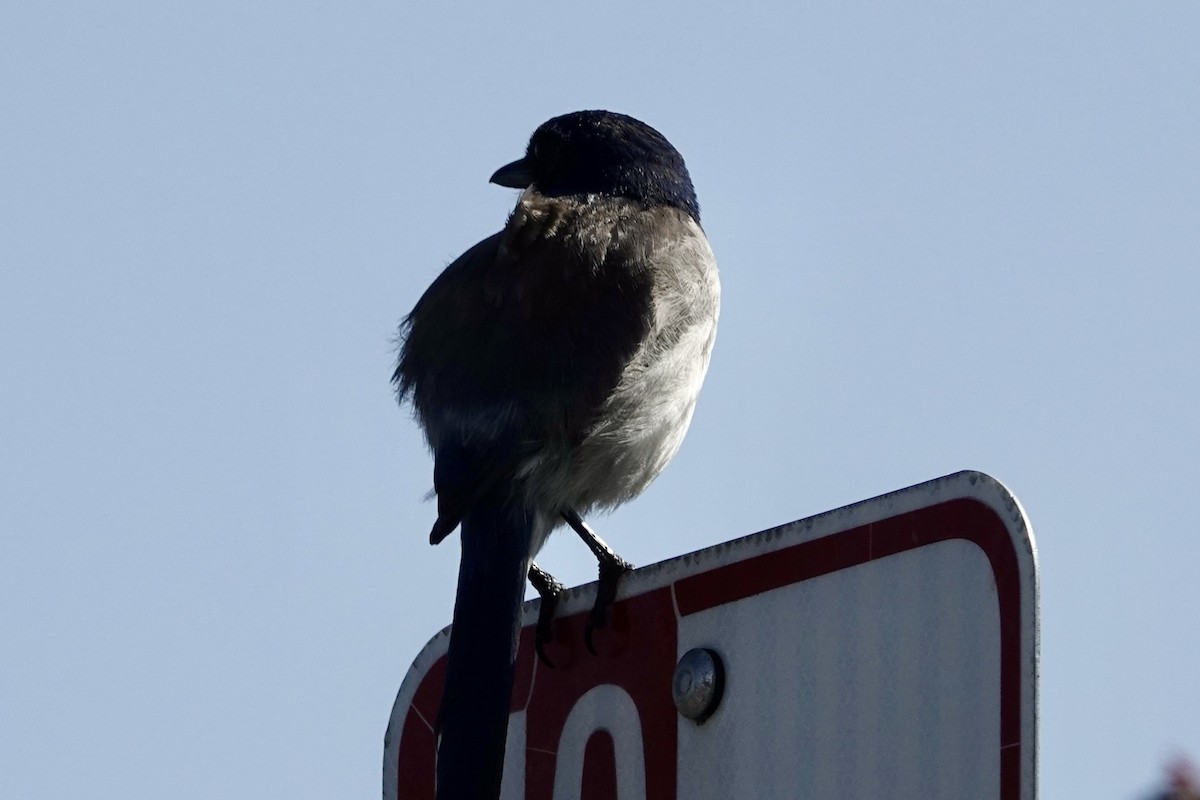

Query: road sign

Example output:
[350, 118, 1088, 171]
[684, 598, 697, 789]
[384, 470, 1039, 799]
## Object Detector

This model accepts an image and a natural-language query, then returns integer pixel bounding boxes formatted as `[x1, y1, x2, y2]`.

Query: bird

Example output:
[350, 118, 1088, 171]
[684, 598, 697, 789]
[393, 110, 719, 799]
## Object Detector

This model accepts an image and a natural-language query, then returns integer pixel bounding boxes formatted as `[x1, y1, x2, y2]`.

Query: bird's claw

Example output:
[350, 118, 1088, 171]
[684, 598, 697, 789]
[528, 563, 564, 668]
[534, 598, 559, 668]
[584, 556, 632, 655]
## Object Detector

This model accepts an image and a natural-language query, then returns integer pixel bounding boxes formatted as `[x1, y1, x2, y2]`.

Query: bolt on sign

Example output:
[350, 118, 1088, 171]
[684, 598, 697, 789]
[384, 470, 1039, 800]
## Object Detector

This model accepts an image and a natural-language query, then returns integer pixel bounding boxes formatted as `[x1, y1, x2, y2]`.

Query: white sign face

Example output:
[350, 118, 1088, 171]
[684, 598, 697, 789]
[385, 470, 1039, 800]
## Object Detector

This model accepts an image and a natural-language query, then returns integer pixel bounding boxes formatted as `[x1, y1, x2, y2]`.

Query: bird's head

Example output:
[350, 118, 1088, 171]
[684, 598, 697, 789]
[490, 110, 700, 223]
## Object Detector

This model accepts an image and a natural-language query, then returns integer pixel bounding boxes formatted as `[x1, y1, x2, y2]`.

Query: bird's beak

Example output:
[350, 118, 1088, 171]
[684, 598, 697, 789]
[489, 158, 533, 189]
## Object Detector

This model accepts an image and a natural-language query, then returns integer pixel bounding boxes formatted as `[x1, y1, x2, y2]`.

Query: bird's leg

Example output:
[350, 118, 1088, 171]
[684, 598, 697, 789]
[527, 562, 565, 668]
[560, 508, 633, 654]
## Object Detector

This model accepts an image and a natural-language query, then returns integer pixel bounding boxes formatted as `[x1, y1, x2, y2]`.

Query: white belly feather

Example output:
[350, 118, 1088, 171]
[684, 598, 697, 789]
[518, 217, 720, 554]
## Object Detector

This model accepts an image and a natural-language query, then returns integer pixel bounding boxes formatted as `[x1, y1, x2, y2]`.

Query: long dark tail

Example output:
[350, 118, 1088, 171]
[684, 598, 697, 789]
[435, 493, 532, 800]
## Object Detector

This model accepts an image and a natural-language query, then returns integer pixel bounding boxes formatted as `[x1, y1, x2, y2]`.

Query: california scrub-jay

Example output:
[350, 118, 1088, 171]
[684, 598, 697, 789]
[394, 110, 719, 799]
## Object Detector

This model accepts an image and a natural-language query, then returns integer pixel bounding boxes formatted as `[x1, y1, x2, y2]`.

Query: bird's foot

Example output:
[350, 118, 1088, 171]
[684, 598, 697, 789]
[560, 508, 634, 655]
[584, 553, 633, 655]
[528, 563, 565, 668]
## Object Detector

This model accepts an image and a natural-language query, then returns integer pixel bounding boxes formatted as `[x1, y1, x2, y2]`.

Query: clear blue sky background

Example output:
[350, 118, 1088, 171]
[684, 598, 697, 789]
[2, 3, 1197, 798]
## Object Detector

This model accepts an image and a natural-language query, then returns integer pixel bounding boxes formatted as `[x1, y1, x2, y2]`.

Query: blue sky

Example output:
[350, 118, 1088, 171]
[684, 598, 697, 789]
[2, 2, 1197, 798]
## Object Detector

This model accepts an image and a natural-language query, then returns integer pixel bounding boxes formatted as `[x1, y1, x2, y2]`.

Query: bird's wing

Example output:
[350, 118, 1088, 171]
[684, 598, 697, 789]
[395, 201, 655, 539]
